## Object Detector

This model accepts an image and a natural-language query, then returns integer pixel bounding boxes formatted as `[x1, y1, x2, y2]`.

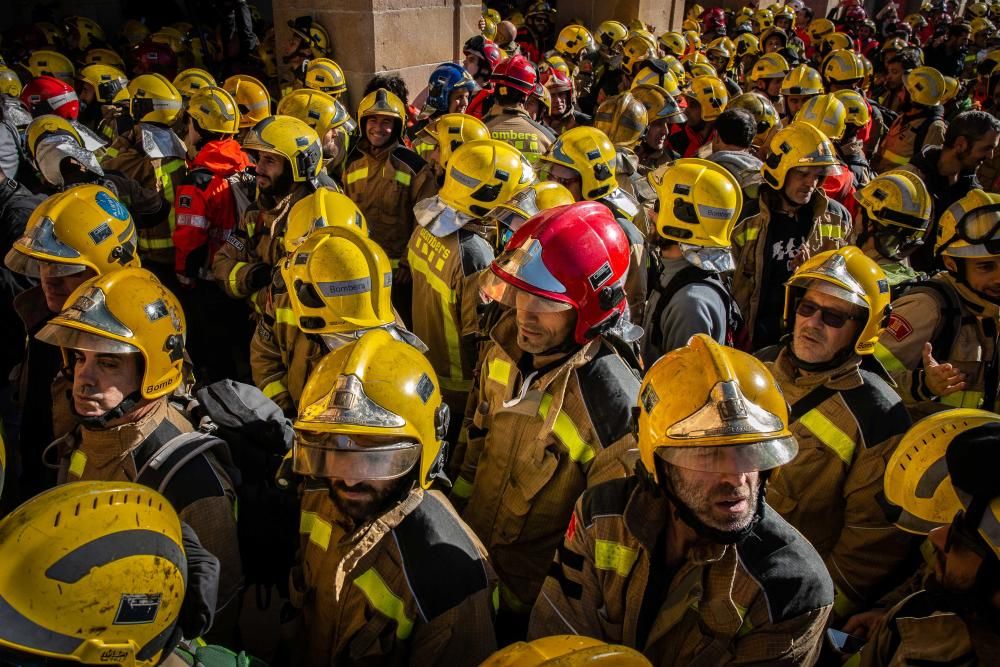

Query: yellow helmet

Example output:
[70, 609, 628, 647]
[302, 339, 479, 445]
[482, 17, 498, 40]
[440, 139, 532, 217]
[856, 169, 931, 231]
[27, 49, 75, 83]
[282, 226, 392, 336]
[970, 17, 995, 35]
[784, 246, 890, 355]
[289, 18, 330, 58]
[593, 92, 648, 147]
[37, 267, 186, 399]
[242, 115, 323, 183]
[630, 83, 687, 125]
[687, 62, 718, 80]
[148, 29, 186, 56]
[647, 158, 742, 249]
[807, 18, 836, 42]
[687, 4, 705, 21]
[186, 85, 240, 135]
[734, 33, 760, 58]
[423, 112, 491, 168]
[822, 48, 865, 84]
[0, 66, 21, 97]
[638, 334, 797, 481]
[23, 114, 93, 179]
[621, 34, 657, 74]
[658, 31, 686, 58]
[358, 87, 407, 127]
[65, 16, 105, 50]
[726, 92, 779, 141]
[540, 54, 571, 78]
[705, 37, 734, 67]
[596, 20, 629, 52]
[822, 32, 854, 54]
[684, 29, 702, 51]
[885, 409, 1000, 554]
[935, 189, 1000, 258]
[749, 52, 790, 82]
[685, 75, 729, 122]
[484, 8, 501, 24]
[223, 74, 272, 127]
[942, 76, 960, 104]
[80, 64, 128, 104]
[0, 430, 4, 498]
[304, 58, 348, 96]
[859, 54, 874, 92]
[905, 66, 946, 106]
[631, 64, 681, 97]
[277, 88, 351, 135]
[83, 47, 126, 71]
[121, 19, 151, 46]
[882, 37, 909, 55]
[128, 73, 183, 125]
[0, 482, 186, 666]
[762, 121, 842, 190]
[663, 55, 688, 89]
[6, 185, 139, 278]
[484, 181, 575, 251]
[481, 635, 652, 666]
[832, 89, 871, 127]
[541, 126, 617, 200]
[555, 24, 595, 58]
[284, 188, 368, 254]
[683, 51, 711, 67]
[293, 328, 448, 489]
[173, 67, 217, 99]
[794, 93, 847, 141]
[969, 1, 991, 17]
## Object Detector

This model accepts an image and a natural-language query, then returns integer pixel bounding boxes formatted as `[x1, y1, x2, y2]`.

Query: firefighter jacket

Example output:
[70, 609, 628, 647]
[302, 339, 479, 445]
[211, 182, 314, 309]
[732, 189, 852, 347]
[635, 142, 677, 176]
[484, 104, 556, 166]
[406, 205, 492, 410]
[597, 188, 649, 323]
[56, 398, 243, 609]
[101, 122, 188, 267]
[874, 272, 1000, 418]
[873, 105, 947, 173]
[839, 139, 878, 189]
[342, 139, 438, 265]
[173, 138, 254, 277]
[763, 346, 915, 619]
[857, 589, 1000, 666]
[291, 484, 498, 666]
[453, 311, 640, 612]
[528, 475, 835, 665]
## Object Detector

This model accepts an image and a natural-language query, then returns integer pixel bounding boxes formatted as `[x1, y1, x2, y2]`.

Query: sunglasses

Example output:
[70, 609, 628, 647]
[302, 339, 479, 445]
[795, 299, 863, 329]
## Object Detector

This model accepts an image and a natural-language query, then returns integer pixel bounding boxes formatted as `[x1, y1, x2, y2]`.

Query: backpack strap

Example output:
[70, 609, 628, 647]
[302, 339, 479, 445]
[648, 264, 739, 350]
[134, 431, 230, 511]
[788, 385, 840, 422]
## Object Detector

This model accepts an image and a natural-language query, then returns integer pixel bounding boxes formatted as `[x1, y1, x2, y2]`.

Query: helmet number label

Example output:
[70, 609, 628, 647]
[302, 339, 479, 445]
[113, 593, 161, 625]
[588, 261, 613, 290]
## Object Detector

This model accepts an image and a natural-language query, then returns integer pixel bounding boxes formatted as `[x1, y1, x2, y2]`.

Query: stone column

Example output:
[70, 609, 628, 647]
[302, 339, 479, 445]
[273, 0, 481, 112]
[555, 0, 687, 33]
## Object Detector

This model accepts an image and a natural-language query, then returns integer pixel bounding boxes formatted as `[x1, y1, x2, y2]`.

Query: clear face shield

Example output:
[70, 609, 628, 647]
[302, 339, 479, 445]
[483, 236, 569, 297]
[293, 431, 421, 480]
[35, 286, 140, 355]
[944, 203, 1000, 257]
[5, 216, 89, 277]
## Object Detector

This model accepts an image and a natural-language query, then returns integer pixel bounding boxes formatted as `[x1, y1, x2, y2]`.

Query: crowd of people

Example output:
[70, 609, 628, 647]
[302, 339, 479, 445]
[1, 0, 1000, 664]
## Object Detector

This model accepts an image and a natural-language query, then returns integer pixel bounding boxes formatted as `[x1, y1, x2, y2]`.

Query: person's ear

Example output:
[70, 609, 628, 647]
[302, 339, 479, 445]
[943, 255, 959, 273]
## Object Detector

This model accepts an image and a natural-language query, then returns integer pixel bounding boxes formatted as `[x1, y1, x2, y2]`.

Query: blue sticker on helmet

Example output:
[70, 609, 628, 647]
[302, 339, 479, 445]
[95, 191, 129, 221]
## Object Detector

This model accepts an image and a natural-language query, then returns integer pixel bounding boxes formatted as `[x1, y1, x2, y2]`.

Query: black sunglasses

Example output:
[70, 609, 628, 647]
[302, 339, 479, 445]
[795, 299, 864, 329]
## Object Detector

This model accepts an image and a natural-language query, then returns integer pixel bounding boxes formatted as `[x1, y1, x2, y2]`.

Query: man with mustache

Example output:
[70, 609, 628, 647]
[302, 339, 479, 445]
[758, 247, 915, 625]
[286, 329, 497, 665]
[529, 334, 834, 663]
[857, 410, 1000, 665]
[875, 189, 1000, 419]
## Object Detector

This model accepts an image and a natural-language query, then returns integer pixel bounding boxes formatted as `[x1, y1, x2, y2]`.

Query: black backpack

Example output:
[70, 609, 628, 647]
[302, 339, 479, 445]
[646, 263, 747, 351]
[139, 380, 298, 609]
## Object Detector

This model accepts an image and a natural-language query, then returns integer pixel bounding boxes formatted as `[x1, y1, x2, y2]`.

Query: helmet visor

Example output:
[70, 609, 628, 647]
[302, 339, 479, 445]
[297, 373, 407, 430]
[4, 248, 87, 277]
[489, 237, 568, 295]
[482, 206, 529, 252]
[292, 431, 420, 479]
[38, 284, 135, 346]
[655, 438, 799, 473]
[35, 323, 140, 354]
[480, 273, 573, 313]
[8, 216, 85, 272]
[956, 203, 1000, 246]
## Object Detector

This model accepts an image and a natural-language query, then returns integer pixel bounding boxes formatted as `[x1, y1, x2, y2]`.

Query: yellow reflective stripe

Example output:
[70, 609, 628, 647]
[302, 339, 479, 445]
[407, 249, 465, 388]
[492, 585, 500, 612]
[275, 307, 296, 327]
[137, 237, 174, 250]
[394, 170, 412, 186]
[818, 223, 843, 238]
[594, 539, 638, 577]
[882, 148, 909, 165]
[346, 166, 369, 185]
[498, 582, 532, 613]
[799, 408, 855, 464]
[390, 258, 401, 269]
[873, 342, 907, 374]
[69, 450, 87, 478]
[833, 586, 858, 618]
[734, 224, 760, 245]
[299, 510, 332, 551]
[734, 603, 754, 637]
[263, 379, 288, 399]
[228, 261, 248, 296]
[353, 568, 414, 640]
[538, 394, 595, 464]
[942, 391, 984, 408]
[488, 358, 511, 385]
[103, 146, 119, 158]
[843, 653, 862, 667]
[155, 159, 185, 234]
[452, 475, 474, 499]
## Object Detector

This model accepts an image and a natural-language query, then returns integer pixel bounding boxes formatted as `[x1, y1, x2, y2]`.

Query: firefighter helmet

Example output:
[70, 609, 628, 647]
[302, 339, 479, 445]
[242, 115, 323, 182]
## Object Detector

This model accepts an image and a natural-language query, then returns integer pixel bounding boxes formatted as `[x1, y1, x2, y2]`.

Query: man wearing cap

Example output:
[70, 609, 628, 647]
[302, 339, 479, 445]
[530, 334, 834, 663]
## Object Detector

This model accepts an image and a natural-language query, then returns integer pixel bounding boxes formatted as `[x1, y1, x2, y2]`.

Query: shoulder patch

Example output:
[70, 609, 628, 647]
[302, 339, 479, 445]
[226, 235, 246, 253]
[393, 492, 490, 622]
[391, 146, 428, 174]
[575, 347, 640, 450]
[885, 313, 913, 341]
[458, 229, 493, 277]
[580, 476, 638, 527]
[740, 508, 835, 622]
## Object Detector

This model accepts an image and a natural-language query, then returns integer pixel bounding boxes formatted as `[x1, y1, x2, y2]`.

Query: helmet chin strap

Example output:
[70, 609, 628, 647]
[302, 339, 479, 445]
[69, 389, 144, 429]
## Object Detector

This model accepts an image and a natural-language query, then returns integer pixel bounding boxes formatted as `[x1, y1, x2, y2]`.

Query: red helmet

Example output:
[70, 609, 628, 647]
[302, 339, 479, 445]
[702, 7, 727, 31]
[482, 202, 630, 344]
[844, 6, 867, 22]
[131, 39, 178, 78]
[463, 36, 503, 75]
[20, 76, 79, 119]
[541, 67, 574, 94]
[492, 54, 537, 95]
